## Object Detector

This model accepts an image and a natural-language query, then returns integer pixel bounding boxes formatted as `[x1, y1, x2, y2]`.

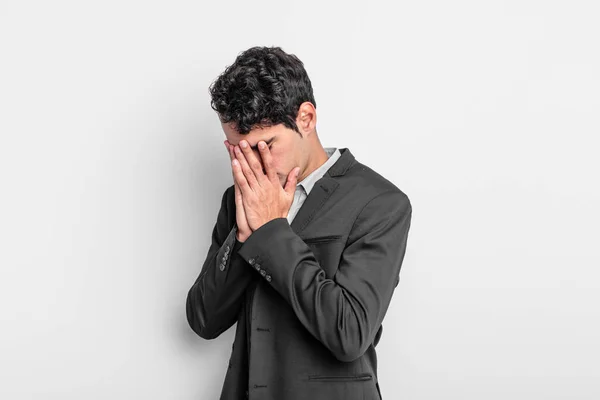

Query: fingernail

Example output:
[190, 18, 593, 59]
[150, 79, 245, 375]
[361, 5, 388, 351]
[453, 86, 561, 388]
[240, 141, 247, 149]
[258, 142, 265, 149]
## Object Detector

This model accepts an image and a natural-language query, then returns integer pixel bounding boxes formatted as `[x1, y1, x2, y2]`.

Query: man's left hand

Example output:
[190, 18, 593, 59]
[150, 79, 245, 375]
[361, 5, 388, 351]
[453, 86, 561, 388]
[231, 139, 300, 232]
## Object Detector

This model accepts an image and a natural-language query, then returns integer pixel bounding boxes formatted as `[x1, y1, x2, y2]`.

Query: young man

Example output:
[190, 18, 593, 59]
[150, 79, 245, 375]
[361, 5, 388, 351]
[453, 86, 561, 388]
[186, 46, 412, 400]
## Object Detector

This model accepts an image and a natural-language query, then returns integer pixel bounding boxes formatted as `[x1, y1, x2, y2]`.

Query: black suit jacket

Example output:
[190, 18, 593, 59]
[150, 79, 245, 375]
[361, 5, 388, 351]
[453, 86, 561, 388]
[186, 148, 412, 400]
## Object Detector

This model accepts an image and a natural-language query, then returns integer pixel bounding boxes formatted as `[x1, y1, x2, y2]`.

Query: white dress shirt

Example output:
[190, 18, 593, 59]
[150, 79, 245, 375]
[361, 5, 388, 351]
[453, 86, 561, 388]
[287, 147, 341, 224]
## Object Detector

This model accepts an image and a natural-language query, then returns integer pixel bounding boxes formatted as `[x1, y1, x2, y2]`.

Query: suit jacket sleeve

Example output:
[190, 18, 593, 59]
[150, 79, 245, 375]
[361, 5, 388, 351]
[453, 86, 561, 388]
[186, 186, 255, 339]
[237, 190, 412, 362]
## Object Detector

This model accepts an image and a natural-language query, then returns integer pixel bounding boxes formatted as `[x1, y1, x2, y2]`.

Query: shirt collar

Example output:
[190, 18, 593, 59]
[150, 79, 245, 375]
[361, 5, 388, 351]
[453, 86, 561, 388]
[297, 147, 341, 195]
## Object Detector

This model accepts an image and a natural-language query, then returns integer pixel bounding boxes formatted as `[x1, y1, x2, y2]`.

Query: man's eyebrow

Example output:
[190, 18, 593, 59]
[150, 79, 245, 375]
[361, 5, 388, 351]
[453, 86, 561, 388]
[249, 136, 275, 151]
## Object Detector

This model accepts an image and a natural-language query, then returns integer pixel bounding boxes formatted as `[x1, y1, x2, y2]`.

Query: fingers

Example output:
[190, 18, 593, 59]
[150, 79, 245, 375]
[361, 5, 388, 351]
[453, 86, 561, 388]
[234, 180, 244, 218]
[234, 180, 252, 236]
[231, 152, 252, 195]
[224, 140, 253, 198]
[226, 141, 252, 195]
[233, 142, 259, 190]
[227, 142, 250, 233]
[284, 167, 300, 195]
[225, 141, 236, 171]
[225, 141, 239, 185]
[238, 140, 266, 185]
[257, 140, 278, 183]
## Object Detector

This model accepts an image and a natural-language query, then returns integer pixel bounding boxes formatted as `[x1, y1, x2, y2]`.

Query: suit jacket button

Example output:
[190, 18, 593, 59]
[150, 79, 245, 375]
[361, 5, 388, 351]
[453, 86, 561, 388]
[219, 262, 226, 271]
[265, 275, 272, 282]
[248, 258, 255, 265]
[260, 269, 266, 277]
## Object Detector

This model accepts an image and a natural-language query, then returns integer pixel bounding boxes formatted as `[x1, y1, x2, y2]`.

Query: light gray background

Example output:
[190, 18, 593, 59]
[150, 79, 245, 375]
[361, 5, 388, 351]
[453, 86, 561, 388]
[1, 1, 598, 399]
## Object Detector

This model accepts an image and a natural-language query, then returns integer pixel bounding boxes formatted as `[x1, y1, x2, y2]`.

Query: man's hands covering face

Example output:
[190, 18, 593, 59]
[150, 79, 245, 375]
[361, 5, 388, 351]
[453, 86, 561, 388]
[224, 139, 300, 242]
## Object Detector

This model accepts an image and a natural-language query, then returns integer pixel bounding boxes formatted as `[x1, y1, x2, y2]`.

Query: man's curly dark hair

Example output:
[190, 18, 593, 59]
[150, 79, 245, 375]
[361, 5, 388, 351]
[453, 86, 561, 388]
[209, 46, 317, 135]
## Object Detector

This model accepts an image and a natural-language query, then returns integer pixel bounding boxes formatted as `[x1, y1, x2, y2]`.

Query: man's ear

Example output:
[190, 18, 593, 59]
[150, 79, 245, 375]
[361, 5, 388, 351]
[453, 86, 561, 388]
[296, 102, 317, 135]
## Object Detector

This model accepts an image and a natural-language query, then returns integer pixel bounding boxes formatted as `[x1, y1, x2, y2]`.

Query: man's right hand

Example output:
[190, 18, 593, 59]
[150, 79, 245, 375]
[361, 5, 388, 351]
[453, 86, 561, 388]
[225, 140, 252, 243]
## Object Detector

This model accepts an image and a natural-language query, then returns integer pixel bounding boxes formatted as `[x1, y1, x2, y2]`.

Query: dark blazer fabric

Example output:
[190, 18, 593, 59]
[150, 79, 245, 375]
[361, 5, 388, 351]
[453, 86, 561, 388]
[186, 148, 412, 400]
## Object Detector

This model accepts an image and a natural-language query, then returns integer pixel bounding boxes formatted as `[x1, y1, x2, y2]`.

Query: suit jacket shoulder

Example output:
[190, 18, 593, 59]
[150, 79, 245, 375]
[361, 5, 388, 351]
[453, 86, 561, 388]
[344, 157, 410, 204]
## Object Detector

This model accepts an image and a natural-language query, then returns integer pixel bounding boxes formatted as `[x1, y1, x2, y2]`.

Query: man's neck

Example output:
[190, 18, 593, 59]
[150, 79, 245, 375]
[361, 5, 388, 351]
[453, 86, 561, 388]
[298, 146, 329, 184]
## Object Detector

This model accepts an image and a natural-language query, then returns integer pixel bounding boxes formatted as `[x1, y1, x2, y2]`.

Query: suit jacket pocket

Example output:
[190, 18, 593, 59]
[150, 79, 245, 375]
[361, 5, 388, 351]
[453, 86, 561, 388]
[308, 373, 373, 382]
[303, 236, 344, 278]
[303, 234, 343, 244]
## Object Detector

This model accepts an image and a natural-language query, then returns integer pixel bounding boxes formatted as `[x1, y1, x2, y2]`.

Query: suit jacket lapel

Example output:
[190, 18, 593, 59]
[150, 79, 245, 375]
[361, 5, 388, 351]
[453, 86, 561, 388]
[289, 148, 356, 235]
[290, 177, 339, 234]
